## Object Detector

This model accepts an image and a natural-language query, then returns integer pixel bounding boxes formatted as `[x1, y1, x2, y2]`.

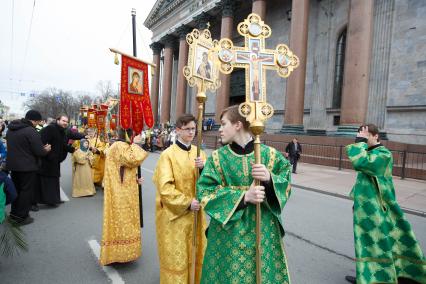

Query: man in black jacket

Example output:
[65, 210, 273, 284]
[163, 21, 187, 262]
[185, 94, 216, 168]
[6, 110, 51, 225]
[285, 138, 302, 174]
[38, 115, 85, 206]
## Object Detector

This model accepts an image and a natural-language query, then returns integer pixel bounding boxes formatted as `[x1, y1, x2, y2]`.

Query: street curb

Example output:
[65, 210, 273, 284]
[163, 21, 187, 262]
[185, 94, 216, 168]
[292, 184, 426, 218]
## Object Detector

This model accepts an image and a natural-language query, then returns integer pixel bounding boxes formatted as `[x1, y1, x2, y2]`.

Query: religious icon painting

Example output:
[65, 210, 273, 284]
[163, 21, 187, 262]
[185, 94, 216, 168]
[218, 48, 233, 63]
[194, 44, 214, 82]
[184, 28, 220, 92]
[118, 54, 154, 130]
[128, 67, 144, 95]
[277, 54, 290, 67]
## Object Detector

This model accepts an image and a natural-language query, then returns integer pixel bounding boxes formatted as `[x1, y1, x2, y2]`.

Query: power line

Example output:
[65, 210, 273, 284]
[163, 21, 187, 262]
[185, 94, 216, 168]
[115, 20, 131, 49]
[18, 0, 36, 88]
[136, 24, 152, 59]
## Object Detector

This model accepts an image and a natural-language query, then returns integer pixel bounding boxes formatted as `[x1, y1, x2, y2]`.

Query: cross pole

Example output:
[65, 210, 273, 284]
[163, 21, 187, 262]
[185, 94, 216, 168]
[183, 27, 221, 284]
[213, 13, 299, 284]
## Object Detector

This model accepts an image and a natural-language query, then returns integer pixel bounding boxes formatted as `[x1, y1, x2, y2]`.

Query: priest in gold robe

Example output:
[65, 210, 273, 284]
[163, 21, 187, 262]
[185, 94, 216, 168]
[100, 129, 148, 266]
[153, 114, 207, 284]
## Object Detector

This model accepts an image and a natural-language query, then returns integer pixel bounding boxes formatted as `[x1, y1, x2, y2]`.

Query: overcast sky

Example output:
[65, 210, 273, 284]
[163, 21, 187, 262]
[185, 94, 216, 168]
[0, 0, 157, 115]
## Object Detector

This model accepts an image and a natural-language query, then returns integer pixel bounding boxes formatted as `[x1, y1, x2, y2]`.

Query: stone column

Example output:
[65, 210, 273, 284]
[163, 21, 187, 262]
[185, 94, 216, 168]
[170, 43, 180, 124]
[149, 42, 163, 125]
[160, 35, 176, 124]
[215, 0, 235, 124]
[337, 0, 374, 135]
[252, 0, 267, 19]
[306, 0, 333, 136]
[175, 26, 192, 118]
[366, 0, 394, 139]
[281, 0, 310, 134]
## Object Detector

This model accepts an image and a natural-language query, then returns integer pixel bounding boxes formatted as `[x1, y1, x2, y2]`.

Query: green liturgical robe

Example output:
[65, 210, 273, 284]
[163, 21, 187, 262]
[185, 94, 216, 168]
[197, 143, 292, 284]
[346, 142, 426, 284]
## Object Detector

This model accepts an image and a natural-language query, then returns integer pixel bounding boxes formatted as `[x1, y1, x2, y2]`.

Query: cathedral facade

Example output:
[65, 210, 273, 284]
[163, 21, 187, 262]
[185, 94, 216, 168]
[144, 0, 426, 145]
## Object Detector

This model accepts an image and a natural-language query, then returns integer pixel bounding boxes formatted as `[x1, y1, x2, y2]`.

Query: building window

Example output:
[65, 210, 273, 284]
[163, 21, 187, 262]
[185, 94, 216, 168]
[229, 69, 245, 105]
[333, 115, 340, 126]
[332, 27, 347, 109]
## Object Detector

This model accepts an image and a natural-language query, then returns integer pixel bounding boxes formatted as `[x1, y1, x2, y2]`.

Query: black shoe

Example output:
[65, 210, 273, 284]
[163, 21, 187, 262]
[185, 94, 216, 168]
[30, 205, 39, 212]
[47, 203, 59, 208]
[19, 216, 34, 226]
[9, 215, 34, 226]
[345, 275, 356, 284]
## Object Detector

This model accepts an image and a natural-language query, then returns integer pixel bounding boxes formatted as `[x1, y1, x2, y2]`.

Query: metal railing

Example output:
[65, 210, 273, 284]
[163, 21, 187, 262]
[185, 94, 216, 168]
[202, 135, 426, 180]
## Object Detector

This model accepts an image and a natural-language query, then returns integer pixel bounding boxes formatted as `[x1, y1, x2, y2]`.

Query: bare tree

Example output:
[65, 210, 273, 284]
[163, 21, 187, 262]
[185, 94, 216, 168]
[96, 80, 118, 102]
[23, 88, 79, 120]
[75, 91, 96, 107]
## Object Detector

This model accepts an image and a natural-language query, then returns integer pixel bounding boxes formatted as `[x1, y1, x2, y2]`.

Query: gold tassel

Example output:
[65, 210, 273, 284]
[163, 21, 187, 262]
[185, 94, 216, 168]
[114, 53, 119, 65]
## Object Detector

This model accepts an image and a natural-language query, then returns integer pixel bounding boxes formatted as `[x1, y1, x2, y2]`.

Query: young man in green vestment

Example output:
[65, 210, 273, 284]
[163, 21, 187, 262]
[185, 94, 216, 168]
[196, 105, 292, 284]
[345, 124, 426, 284]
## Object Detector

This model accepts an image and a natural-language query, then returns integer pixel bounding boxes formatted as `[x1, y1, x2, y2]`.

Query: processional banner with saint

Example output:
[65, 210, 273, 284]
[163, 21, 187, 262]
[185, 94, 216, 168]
[119, 55, 154, 134]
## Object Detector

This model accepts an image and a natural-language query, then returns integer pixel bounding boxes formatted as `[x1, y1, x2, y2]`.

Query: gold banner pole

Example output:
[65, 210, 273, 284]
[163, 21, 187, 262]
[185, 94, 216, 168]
[191, 79, 206, 284]
[183, 26, 221, 284]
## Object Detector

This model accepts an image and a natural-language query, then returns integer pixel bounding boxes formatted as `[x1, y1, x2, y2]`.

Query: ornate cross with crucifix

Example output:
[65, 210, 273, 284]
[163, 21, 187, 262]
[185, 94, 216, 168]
[214, 13, 299, 124]
[213, 13, 299, 284]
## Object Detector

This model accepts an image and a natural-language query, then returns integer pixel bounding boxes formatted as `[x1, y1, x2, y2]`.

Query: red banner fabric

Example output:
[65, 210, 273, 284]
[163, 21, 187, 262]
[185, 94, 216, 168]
[131, 100, 144, 135]
[120, 99, 131, 129]
[110, 114, 117, 131]
[119, 54, 154, 130]
[88, 108, 97, 128]
[96, 110, 107, 130]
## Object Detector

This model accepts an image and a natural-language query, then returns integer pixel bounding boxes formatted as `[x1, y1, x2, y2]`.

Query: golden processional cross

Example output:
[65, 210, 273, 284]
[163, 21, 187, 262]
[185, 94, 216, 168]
[183, 25, 221, 284]
[213, 13, 299, 284]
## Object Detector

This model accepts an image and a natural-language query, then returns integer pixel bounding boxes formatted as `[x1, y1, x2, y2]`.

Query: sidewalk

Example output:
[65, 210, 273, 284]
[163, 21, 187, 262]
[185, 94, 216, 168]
[292, 163, 426, 217]
[202, 148, 426, 216]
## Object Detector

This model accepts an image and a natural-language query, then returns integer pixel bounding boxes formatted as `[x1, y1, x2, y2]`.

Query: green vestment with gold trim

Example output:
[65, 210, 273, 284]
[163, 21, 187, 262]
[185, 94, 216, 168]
[346, 142, 426, 284]
[196, 144, 292, 284]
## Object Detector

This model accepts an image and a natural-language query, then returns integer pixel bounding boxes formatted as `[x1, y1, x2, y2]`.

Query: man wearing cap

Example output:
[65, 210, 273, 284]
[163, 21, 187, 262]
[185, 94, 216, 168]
[6, 110, 51, 225]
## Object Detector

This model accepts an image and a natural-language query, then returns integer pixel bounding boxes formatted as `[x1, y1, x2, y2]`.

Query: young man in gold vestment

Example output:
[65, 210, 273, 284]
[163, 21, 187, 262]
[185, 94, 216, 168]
[153, 114, 207, 284]
[100, 129, 148, 265]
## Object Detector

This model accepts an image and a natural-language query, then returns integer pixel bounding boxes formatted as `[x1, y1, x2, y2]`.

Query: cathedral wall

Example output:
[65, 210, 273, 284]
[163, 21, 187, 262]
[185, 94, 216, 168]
[386, 0, 426, 144]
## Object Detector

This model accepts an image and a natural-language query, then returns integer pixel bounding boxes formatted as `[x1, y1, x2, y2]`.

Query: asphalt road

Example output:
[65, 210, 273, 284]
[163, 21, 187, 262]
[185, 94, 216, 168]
[1, 152, 425, 284]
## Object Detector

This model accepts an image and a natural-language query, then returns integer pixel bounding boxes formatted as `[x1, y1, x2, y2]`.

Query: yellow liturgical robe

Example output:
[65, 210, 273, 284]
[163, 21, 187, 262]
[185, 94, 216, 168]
[89, 138, 107, 184]
[71, 149, 96, 197]
[100, 142, 148, 265]
[153, 143, 207, 284]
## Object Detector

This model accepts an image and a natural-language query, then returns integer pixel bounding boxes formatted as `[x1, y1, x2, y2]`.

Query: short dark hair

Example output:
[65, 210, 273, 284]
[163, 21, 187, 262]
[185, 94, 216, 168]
[358, 123, 379, 137]
[56, 114, 68, 121]
[176, 114, 196, 128]
[220, 105, 250, 131]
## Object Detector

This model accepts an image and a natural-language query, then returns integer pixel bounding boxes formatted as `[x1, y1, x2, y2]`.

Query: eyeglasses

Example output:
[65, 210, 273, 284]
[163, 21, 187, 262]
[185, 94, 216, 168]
[180, 127, 196, 133]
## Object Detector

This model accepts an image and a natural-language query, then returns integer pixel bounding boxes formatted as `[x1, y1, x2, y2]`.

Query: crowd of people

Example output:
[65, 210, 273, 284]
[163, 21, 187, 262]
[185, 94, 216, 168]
[1, 110, 86, 225]
[0, 107, 425, 284]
